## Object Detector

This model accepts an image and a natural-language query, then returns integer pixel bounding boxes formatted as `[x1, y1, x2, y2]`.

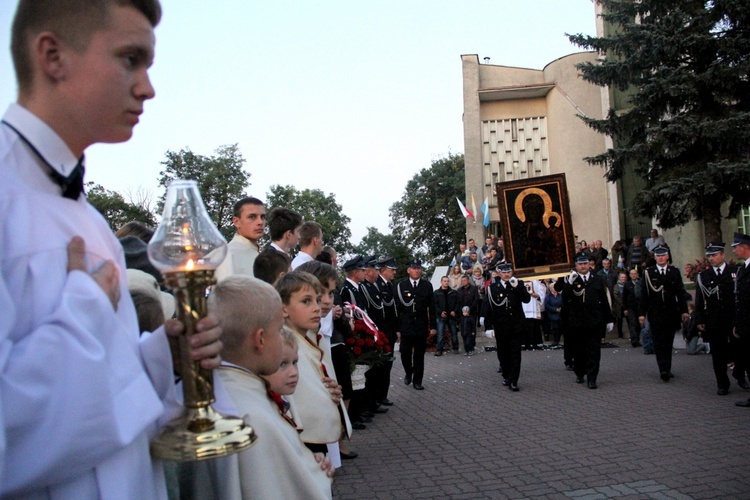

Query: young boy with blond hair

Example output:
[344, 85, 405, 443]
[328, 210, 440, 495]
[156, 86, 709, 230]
[185, 276, 333, 499]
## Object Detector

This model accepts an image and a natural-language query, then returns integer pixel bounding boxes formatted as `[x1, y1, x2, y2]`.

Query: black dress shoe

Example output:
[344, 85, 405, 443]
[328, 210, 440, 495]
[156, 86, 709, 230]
[351, 421, 367, 430]
[379, 399, 394, 406]
[340, 451, 358, 460]
[576, 376, 585, 384]
[509, 383, 519, 392]
[360, 411, 374, 418]
[372, 407, 389, 414]
[358, 416, 372, 423]
[404, 374, 412, 385]
[588, 381, 597, 389]
[497, 367, 503, 373]
[502, 378, 510, 386]
[565, 364, 574, 371]
[413, 383, 425, 390]
[660, 372, 670, 382]
[735, 399, 750, 407]
[717, 388, 729, 396]
[737, 379, 749, 390]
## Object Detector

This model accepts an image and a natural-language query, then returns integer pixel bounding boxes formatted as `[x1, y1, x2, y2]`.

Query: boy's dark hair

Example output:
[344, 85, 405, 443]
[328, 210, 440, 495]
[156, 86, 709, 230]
[253, 248, 291, 285]
[233, 197, 264, 218]
[266, 207, 303, 241]
[297, 221, 322, 247]
[11, 0, 162, 95]
[274, 271, 323, 306]
[296, 261, 338, 289]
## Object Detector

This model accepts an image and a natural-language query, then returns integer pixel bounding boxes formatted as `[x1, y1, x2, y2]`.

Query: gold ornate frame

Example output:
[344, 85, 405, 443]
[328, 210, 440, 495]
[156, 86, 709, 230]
[495, 174, 575, 278]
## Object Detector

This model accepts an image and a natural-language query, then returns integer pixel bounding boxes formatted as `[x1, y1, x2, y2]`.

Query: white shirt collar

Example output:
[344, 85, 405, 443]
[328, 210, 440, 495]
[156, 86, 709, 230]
[270, 242, 288, 254]
[346, 278, 360, 288]
[2, 103, 81, 177]
[657, 265, 668, 272]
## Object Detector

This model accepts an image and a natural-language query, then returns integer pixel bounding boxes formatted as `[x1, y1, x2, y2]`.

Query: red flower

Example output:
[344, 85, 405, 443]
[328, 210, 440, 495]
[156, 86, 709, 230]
[352, 346, 362, 356]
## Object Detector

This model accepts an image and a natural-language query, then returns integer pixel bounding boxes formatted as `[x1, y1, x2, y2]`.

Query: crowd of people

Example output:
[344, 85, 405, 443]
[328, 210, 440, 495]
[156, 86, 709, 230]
[3, 1, 750, 498]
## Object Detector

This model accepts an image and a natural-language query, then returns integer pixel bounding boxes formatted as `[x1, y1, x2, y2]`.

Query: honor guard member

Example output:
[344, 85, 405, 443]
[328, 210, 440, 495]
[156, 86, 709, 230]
[639, 245, 689, 382]
[375, 257, 399, 406]
[396, 259, 437, 390]
[732, 233, 750, 407]
[561, 253, 614, 389]
[695, 242, 737, 395]
[340, 256, 365, 308]
[360, 256, 389, 414]
[482, 262, 531, 391]
[361, 255, 385, 324]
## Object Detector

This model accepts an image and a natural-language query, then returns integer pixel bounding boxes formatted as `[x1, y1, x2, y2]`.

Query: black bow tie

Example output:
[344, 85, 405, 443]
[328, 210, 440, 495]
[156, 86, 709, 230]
[2, 119, 85, 200]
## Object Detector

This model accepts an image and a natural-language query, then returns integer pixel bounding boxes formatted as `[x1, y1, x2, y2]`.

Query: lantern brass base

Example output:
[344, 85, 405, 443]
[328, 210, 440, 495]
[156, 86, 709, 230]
[150, 406, 257, 462]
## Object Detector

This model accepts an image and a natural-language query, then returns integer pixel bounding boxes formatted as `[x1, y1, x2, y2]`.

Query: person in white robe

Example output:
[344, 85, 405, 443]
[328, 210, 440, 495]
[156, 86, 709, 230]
[214, 197, 266, 281]
[0, 2, 222, 498]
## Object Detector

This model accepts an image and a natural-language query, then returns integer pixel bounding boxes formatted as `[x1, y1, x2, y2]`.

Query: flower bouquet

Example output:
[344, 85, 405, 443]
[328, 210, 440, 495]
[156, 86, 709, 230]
[343, 304, 392, 374]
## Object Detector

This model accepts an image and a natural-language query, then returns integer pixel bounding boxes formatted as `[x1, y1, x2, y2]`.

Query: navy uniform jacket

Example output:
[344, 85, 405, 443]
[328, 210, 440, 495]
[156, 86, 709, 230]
[734, 262, 750, 337]
[639, 266, 688, 331]
[395, 278, 436, 337]
[695, 265, 736, 334]
[561, 273, 613, 333]
[340, 279, 364, 309]
[360, 279, 385, 324]
[376, 275, 399, 338]
[481, 278, 531, 332]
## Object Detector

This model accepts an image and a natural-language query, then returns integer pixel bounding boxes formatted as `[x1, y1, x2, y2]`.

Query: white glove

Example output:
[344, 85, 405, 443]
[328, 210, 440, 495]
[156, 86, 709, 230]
[509, 277, 518, 288]
[479, 317, 485, 327]
[606, 323, 614, 333]
[568, 270, 578, 283]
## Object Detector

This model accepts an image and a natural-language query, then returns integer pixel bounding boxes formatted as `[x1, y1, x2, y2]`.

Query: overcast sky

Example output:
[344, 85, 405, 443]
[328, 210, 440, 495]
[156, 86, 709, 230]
[0, 0, 597, 243]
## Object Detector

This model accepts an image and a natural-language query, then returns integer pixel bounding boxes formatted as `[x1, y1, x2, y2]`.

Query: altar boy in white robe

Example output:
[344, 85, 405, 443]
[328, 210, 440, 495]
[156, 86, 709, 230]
[185, 277, 334, 499]
[0, 1, 223, 498]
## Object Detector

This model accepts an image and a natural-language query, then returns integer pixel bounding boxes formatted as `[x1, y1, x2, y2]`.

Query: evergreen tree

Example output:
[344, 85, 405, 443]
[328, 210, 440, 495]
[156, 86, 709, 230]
[568, 0, 750, 242]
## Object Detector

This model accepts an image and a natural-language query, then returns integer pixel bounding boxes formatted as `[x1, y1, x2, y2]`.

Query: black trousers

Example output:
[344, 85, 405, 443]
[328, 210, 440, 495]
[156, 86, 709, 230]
[496, 333, 522, 383]
[651, 321, 677, 375]
[573, 327, 603, 382]
[705, 328, 730, 390]
[400, 334, 426, 384]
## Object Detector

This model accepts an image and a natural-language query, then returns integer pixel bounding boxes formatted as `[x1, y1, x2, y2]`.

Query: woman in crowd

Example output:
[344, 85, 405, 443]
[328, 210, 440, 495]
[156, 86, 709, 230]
[448, 264, 464, 289]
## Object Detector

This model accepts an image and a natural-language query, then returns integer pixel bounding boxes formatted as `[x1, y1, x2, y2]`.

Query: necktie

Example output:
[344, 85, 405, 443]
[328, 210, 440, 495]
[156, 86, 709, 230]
[412, 281, 417, 288]
[2, 119, 85, 200]
[716, 267, 721, 276]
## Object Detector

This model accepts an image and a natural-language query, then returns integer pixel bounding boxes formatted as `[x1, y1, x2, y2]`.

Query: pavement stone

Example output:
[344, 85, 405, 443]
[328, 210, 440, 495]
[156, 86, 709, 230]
[332, 333, 750, 499]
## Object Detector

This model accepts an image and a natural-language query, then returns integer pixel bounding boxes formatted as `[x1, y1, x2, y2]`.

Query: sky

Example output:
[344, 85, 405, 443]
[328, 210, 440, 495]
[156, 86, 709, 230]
[0, 0, 597, 243]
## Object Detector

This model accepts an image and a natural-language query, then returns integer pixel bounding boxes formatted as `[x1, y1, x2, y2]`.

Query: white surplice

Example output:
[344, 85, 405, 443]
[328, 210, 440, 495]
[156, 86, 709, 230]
[0, 104, 179, 499]
[214, 233, 259, 282]
[184, 366, 332, 500]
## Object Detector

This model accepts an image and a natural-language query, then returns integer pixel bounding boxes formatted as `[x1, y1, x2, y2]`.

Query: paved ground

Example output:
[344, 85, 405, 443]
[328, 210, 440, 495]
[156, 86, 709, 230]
[332, 333, 750, 499]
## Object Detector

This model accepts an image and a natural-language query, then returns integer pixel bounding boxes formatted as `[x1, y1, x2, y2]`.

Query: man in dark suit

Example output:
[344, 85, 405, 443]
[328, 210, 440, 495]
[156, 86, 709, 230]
[482, 262, 531, 391]
[732, 234, 750, 407]
[639, 245, 689, 382]
[695, 242, 738, 396]
[395, 259, 437, 390]
[562, 253, 614, 389]
[359, 255, 389, 414]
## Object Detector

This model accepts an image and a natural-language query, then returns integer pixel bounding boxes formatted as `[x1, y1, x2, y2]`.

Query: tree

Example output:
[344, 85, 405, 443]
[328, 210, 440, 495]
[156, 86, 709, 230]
[353, 227, 412, 282]
[389, 152, 466, 266]
[158, 144, 251, 239]
[568, 0, 750, 243]
[86, 182, 157, 231]
[266, 185, 353, 253]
